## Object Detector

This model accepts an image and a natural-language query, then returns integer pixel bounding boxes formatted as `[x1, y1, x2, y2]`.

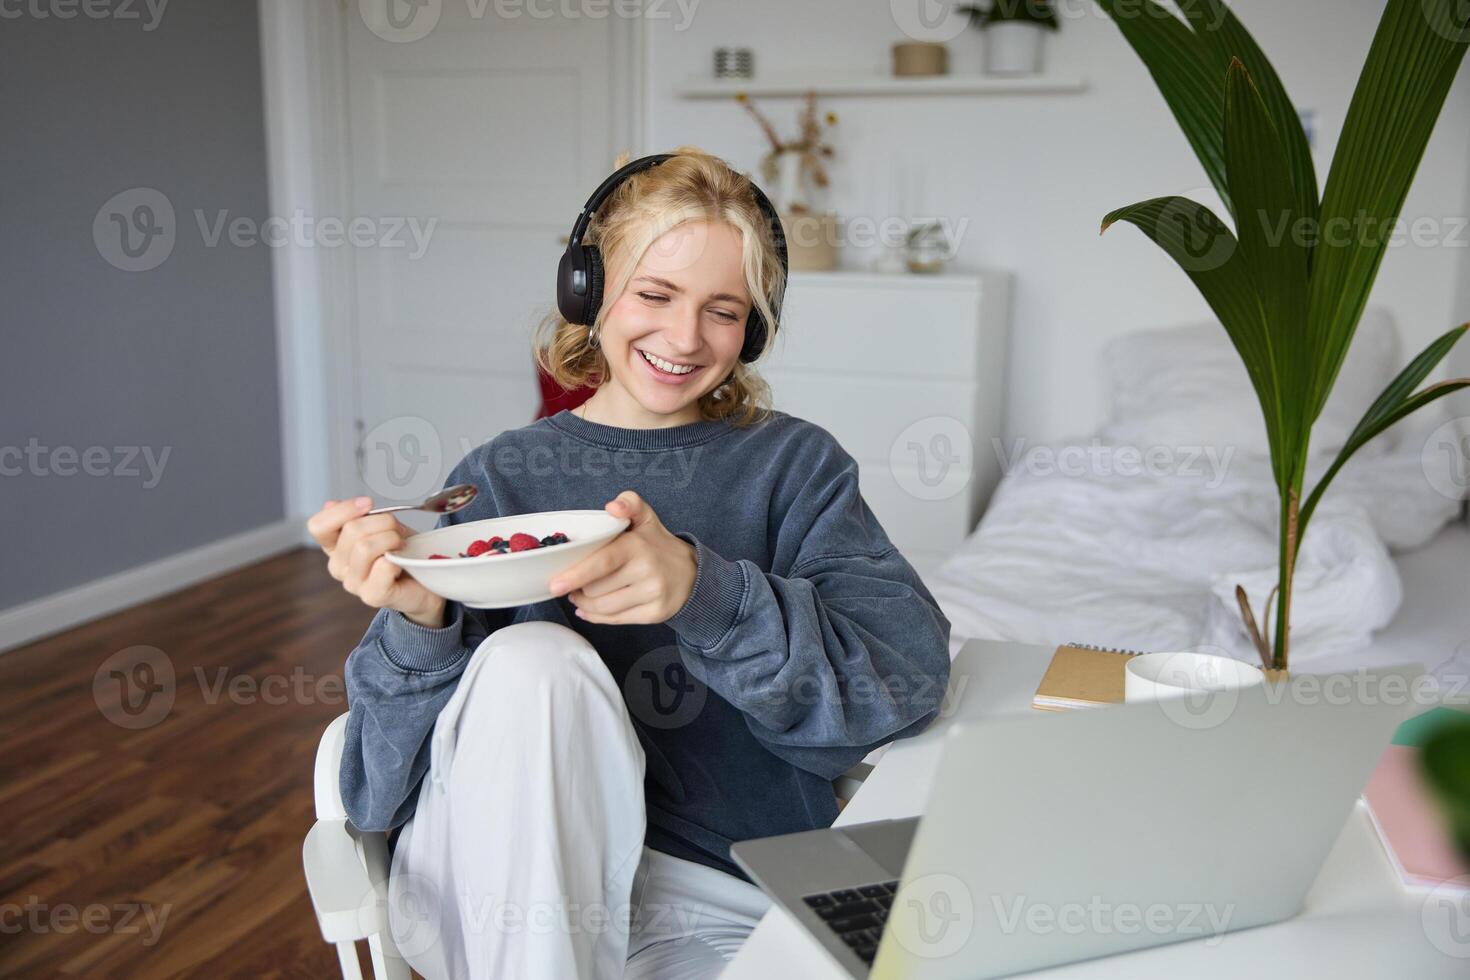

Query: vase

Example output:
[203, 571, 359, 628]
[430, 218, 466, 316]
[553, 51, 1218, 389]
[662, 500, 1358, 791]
[773, 150, 807, 215]
[985, 22, 1046, 75]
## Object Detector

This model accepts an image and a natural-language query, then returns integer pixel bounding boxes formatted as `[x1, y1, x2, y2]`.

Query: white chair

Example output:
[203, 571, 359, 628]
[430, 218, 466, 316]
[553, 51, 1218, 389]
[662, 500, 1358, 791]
[302, 712, 874, 979]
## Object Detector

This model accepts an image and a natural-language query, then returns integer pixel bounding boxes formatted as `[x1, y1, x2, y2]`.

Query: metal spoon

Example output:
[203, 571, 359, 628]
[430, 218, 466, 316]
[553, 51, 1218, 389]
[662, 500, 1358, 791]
[367, 483, 478, 517]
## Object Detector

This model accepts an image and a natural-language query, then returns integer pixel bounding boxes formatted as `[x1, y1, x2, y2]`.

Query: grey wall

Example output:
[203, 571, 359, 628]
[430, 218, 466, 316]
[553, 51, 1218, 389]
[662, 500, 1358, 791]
[1, 1, 284, 608]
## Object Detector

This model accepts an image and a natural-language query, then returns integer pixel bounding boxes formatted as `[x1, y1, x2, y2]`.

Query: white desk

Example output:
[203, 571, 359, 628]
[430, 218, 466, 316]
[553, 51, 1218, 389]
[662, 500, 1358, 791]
[723, 638, 1468, 979]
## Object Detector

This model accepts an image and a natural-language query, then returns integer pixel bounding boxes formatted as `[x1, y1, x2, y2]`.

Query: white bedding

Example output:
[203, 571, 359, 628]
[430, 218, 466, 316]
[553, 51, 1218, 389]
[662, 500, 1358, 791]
[928, 314, 1466, 668]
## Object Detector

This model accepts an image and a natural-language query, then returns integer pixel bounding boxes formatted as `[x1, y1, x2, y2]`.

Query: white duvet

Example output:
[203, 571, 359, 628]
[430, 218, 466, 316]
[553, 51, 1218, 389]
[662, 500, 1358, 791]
[928, 314, 1465, 666]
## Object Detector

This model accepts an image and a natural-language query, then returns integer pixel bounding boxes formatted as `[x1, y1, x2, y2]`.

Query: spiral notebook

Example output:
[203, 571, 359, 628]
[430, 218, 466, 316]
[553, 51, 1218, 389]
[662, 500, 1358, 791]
[1032, 643, 1147, 711]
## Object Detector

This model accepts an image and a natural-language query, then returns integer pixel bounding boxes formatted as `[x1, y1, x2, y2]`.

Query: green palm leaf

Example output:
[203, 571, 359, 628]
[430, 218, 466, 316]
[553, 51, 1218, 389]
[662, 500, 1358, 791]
[1097, 0, 1470, 670]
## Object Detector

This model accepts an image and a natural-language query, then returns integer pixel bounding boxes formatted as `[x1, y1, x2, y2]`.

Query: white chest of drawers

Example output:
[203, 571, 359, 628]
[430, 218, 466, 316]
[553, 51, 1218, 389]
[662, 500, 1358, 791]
[759, 269, 1012, 584]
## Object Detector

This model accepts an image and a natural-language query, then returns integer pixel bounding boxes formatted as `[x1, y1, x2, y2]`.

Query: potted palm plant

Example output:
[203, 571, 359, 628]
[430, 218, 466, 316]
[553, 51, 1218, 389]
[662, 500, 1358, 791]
[958, 0, 1060, 76]
[1096, 0, 1470, 676]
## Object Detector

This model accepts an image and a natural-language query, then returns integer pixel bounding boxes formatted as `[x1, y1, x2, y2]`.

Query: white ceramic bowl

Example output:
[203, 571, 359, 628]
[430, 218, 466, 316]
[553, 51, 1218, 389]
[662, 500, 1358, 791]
[1123, 651, 1266, 703]
[386, 510, 629, 609]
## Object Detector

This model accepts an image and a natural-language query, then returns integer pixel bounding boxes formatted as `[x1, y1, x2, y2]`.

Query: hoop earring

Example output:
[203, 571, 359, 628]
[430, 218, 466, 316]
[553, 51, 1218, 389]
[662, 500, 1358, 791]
[587, 322, 601, 350]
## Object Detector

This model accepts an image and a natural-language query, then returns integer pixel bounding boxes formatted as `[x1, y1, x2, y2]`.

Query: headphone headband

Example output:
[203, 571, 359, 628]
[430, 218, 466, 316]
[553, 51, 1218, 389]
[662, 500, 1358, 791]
[556, 152, 788, 364]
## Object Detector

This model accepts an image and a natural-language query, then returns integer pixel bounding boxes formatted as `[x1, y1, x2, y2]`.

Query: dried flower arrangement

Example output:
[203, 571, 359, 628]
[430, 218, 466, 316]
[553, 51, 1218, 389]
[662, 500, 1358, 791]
[735, 90, 837, 214]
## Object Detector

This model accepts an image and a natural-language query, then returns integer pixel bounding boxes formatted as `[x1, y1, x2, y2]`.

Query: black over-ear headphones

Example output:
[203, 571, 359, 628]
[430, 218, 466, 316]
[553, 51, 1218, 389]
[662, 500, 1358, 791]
[556, 153, 787, 364]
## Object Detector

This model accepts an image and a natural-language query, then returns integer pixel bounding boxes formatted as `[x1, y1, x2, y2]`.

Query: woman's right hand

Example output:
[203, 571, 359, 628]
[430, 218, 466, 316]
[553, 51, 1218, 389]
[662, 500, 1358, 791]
[308, 497, 447, 629]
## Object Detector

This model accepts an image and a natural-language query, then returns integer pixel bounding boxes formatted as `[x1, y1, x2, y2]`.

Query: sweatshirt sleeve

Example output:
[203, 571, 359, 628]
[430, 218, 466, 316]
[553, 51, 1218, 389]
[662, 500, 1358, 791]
[663, 430, 953, 781]
[338, 456, 511, 832]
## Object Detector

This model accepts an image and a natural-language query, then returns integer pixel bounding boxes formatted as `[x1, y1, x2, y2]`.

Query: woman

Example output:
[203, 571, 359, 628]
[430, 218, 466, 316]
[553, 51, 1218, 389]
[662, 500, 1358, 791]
[307, 147, 952, 979]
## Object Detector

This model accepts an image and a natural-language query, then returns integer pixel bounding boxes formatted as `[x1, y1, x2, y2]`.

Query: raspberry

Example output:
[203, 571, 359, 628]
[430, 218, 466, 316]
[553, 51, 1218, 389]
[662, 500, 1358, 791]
[465, 539, 491, 557]
[508, 532, 541, 552]
[428, 554, 451, 560]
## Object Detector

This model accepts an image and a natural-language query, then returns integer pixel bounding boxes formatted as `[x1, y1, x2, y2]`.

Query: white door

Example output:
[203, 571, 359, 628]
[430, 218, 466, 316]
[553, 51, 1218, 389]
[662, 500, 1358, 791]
[344, 2, 640, 525]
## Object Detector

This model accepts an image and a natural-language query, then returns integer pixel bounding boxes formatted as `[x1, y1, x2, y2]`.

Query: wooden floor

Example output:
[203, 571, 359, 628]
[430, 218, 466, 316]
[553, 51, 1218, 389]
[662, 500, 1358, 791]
[0, 548, 380, 978]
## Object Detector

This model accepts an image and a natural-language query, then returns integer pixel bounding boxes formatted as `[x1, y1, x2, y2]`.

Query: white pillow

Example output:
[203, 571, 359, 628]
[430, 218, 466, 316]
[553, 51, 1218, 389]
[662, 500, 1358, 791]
[1101, 308, 1401, 457]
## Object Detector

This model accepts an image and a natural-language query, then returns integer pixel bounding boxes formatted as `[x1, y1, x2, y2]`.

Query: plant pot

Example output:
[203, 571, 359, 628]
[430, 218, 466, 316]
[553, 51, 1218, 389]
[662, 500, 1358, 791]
[779, 211, 838, 272]
[893, 41, 948, 77]
[984, 22, 1046, 75]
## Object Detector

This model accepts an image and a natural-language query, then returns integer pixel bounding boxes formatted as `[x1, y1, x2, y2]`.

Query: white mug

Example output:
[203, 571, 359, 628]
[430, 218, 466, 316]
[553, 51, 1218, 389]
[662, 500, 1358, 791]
[1124, 651, 1266, 703]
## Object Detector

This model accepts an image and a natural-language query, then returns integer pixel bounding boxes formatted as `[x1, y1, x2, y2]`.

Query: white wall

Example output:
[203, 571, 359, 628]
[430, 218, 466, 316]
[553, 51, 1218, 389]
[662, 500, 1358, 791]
[643, 0, 1470, 444]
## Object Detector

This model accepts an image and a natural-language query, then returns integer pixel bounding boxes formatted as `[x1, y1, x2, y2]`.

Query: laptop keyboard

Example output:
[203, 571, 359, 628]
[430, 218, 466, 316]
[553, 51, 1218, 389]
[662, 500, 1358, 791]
[802, 880, 899, 965]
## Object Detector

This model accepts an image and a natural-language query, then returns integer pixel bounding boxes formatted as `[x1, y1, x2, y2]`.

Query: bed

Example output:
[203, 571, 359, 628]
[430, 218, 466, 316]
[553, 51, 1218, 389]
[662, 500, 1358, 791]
[926, 308, 1469, 681]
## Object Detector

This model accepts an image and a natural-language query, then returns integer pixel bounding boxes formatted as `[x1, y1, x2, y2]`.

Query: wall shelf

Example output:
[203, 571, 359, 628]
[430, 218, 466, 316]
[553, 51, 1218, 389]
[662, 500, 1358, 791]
[675, 73, 1088, 99]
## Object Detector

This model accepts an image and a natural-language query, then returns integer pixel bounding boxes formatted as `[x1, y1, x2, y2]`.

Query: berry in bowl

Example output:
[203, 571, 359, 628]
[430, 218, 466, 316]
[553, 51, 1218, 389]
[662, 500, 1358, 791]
[387, 509, 629, 609]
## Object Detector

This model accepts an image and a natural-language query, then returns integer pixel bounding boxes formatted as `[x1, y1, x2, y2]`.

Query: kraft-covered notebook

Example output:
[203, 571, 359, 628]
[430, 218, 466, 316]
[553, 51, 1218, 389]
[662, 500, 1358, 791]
[1032, 643, 1147, 711]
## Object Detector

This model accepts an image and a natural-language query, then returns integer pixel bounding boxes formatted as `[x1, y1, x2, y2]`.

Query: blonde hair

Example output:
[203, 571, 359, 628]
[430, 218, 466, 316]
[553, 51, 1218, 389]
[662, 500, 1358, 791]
[533, 146, 785, 427]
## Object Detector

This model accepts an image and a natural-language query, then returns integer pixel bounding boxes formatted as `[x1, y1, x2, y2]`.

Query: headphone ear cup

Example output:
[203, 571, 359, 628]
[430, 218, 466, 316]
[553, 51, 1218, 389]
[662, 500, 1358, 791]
[556, 245, 608, 326]
[584, 247, 605, 326]
[740, 310, 767, 363]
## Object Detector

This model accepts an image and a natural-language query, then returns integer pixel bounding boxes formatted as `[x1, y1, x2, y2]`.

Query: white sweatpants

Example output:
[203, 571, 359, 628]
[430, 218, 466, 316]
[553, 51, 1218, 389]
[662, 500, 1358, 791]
[386, 621, 771, 979]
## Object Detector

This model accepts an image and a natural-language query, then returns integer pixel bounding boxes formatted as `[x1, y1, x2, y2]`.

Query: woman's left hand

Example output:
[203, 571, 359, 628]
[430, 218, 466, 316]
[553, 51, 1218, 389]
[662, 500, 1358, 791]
[547, 491, 698, 625]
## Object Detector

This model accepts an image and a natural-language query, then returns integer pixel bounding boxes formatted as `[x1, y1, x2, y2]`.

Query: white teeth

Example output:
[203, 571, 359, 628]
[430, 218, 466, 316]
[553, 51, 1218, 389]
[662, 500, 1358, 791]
[640, 349, 696, 375]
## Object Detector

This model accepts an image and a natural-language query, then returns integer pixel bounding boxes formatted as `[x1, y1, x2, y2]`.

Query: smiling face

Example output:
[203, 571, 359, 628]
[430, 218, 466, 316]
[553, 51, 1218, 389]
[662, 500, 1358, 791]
[586, 219, 752, 428]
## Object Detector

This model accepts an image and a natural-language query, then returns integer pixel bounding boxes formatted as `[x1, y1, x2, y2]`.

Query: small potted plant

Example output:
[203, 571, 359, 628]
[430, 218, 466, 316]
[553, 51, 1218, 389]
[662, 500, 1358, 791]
[958, 0, 1060, 76]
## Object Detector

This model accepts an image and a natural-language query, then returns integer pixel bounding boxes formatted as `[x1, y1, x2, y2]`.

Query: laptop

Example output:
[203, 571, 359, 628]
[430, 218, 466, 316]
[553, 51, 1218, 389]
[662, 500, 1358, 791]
[731, 668, 1413, 978]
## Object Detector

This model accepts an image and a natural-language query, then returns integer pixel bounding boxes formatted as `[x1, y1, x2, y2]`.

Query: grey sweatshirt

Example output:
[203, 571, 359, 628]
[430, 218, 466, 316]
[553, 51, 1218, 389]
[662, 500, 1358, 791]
[339, 408, 953, 879]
